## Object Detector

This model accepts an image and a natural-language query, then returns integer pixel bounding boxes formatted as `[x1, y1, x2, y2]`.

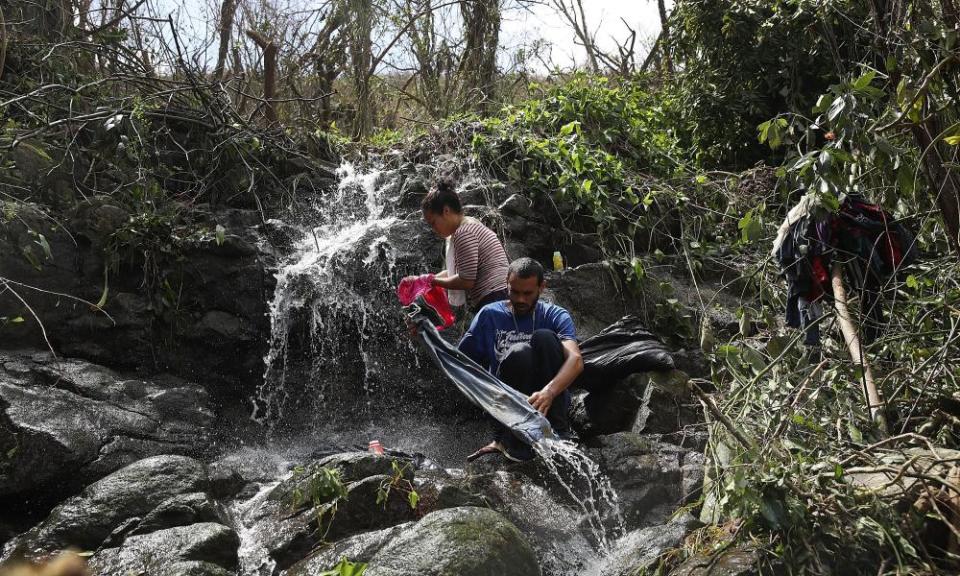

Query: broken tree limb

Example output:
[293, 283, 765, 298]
[245, 29, 278, 123]
[831, 261, 888, 435]
[690, 379, 758, 452]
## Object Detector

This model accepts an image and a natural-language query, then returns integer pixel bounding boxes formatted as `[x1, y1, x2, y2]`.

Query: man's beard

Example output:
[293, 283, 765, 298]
[511, 295, 539, 316]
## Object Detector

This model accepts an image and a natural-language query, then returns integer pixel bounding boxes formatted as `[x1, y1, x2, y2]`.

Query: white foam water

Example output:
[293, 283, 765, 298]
[533, 438, 625, 551]
[254, 162, 400, 423]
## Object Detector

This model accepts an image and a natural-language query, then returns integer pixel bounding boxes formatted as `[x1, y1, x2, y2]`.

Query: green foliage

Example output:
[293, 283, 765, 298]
[289, 465, 350, 543]
[376, 460, 420, 511]
[319, 557, 367, 576]
[669, 0, 871, 168]
[467, 74, 690, 271]
[289, 465, 349, 511]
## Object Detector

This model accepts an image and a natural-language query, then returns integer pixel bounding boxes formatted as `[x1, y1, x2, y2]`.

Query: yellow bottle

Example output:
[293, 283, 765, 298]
[552, 251, 564, 271]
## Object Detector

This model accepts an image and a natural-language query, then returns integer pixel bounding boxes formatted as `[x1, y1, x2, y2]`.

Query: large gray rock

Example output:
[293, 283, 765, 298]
[458, 471, 598, 575]
[570, 373, 649, 437]
[589, 433, 702, 528]
[0, 351, 213, 500]
[284, 522, 412, 576]
[365, 507, 540, 576]
[543, 264, 644, 340]
[89, 522, 239, 576]
[4, 455, 209, 559]
[240, 453, 418, 572]
[598, 513, 703, 576]
[633, 370, 702, 442]
[0, 201, 270, 397]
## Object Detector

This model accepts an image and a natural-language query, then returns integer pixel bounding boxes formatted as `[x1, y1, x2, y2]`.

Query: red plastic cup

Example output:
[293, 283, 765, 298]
[368, 440, 384, 455]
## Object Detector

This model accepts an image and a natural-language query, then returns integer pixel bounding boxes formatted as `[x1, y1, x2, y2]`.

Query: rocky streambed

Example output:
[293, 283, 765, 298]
[0, 346, 715, 576]
[1, 160, 755, 575]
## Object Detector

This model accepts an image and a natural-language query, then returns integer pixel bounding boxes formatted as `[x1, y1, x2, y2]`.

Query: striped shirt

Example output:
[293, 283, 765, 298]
[452, 219, 509, 307]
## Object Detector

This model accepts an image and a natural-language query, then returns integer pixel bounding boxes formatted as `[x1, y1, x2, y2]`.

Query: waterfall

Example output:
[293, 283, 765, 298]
[253, 162, 412, 424]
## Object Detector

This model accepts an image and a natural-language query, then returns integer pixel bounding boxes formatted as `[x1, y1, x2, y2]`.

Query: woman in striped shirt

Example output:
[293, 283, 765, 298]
[421, 176, 509, 313]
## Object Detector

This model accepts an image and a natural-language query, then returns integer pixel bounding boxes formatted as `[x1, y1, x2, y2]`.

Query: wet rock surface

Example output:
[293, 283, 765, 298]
[0, 202, 271, 395]
[89, 522, 240, 576]
[364, 507, 541, 576]
[589, 432, 703, 528]
[238, 453, 419, 572]
[599, 513, 704, 576]
[0, 351, 214, 501]
[5, 455, 209, 559]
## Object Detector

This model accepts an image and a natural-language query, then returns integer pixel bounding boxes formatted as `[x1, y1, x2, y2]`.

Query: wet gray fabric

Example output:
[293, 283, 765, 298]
[408, 306, 554, 445]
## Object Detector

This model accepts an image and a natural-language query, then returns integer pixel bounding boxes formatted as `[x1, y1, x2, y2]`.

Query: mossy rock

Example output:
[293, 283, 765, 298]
[365, 506, 540, 576]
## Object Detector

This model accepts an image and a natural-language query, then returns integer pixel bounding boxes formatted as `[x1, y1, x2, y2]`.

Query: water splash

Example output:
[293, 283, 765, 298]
[233, 482, 280, 576]
[254, 162, 403, 424]
[533, 438, 625, 551]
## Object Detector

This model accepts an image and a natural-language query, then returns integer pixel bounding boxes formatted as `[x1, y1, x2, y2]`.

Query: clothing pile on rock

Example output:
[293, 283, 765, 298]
[575, 315, 675, 390]
[772, 194, 916, 346]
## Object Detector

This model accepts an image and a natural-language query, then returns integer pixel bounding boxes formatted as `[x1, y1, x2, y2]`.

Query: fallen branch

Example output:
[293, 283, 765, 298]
[832, 261, 888, 434]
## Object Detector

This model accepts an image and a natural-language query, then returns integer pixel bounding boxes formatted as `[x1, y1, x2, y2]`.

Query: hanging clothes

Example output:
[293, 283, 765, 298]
[774, 194, 917, 346]
[406, 304, 554, 446]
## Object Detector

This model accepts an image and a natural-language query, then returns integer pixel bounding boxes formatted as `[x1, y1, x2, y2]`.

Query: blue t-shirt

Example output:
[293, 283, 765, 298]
[458, 300, 577, 375]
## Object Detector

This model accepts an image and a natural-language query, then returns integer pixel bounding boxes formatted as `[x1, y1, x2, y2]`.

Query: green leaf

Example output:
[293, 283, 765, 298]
[319, 557, 367, 576]
[35, 234, 52, 260]
[21, 142, 52, 162]
[740, 346, 767, 373]
[884, 55, 897, 73]
[716, 344, 740, 359]
[9, 317, 24, 324]
[407, 490, 419, 509]
[21, 246, 41, 271]
[766, 335, 787, 358]
[759, 495, 787, 530]
[945, 135, 960, 146]
[559, 121, 580, 137]
[215, 224, 226, 246]
[827, 97, 846, 122]
[95, 264, 109, 309]
[853, 70, 877, 90]
[757, 120, 771, 143]
[738, 210, 763, 244]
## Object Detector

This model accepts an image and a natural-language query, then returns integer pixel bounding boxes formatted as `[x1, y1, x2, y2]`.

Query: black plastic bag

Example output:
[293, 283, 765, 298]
[577, 315, 674, 388]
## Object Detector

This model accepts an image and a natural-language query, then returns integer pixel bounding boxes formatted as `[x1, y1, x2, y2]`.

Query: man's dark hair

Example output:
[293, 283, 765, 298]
[508, 257, 544, 284]
[421, 175, 462, 214]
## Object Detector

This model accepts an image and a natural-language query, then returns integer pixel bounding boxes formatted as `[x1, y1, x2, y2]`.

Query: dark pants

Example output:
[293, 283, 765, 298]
[494, 329, 571, 441]
[471, 288, 508, 314]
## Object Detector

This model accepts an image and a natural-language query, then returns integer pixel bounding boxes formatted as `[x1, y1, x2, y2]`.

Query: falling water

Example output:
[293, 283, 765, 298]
[246, 160, 640, 574]
[534, 438, 625, 551]
[254, 162, 405, 424]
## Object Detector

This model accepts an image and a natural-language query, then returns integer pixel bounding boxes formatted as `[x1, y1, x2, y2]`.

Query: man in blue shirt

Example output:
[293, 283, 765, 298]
[459, 257, 584, 462]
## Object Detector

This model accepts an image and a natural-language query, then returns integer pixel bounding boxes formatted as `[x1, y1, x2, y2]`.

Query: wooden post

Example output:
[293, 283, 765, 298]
[831, 261, 888, 434]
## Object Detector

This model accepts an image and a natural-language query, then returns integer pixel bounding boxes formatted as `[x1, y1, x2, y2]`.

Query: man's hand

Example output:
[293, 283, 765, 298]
[528, 388, 556, 415]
